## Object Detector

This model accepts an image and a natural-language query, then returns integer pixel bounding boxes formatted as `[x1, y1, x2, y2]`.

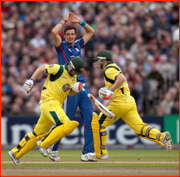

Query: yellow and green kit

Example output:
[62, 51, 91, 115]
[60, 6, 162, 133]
[12, 64, 79, 158]
[98, 62, 165, 156]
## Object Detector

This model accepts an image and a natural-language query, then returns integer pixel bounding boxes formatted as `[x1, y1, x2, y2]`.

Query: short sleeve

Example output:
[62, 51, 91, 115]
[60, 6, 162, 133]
[55, 45, 61, 53]
[79, 38, 85, 49]
[45, 64, 60, 75]
[105, 67, 120, 81]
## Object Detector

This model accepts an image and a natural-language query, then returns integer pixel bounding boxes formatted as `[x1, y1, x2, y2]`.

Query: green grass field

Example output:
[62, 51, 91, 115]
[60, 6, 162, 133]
[1, 149, 179, 176]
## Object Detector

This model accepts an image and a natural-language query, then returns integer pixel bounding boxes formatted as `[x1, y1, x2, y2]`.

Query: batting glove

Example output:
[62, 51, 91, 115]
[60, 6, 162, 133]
[99, 87, 114, 100]
[23, 79, 34, 94]
[72, 82, 85, 93]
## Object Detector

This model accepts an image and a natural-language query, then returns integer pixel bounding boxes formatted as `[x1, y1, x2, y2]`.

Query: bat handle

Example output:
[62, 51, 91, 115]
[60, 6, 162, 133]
[82, 87, 89, 95]
[82, 87, 95, 102]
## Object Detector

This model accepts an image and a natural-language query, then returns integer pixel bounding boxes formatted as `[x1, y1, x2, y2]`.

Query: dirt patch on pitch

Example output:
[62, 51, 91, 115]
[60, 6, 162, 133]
[1, 166, 179, 176]
[2, 160, 179, 164]
[2, 161, 179, 176]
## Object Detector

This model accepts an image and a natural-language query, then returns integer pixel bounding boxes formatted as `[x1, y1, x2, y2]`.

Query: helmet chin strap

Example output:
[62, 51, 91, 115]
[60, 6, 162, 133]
[98, 59, 103, 69]
[68, 64, 74, 77]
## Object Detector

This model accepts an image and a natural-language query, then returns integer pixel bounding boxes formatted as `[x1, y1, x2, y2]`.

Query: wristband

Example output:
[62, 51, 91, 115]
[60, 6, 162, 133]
[30, 79, 34, 83]
[80, 19, 86, 27]
[62, 19, 67, 23]
[109, 87, 114, 92]
[59, 22, 63, 25]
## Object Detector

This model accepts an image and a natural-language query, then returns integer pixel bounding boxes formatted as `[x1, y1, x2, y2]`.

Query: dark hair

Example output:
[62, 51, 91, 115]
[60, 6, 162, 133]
[64, 25, 77, 34]
[106, 59, 112, 62]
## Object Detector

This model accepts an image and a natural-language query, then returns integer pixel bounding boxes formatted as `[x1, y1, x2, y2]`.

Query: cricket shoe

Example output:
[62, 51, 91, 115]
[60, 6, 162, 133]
[8, 151, 23, 165]
[161, 131, 173, 152]
[100, 154, 109, 160]
[47, 149, 60, 162]
[81, 153, 98, 162]
[37, 140, 48, 157]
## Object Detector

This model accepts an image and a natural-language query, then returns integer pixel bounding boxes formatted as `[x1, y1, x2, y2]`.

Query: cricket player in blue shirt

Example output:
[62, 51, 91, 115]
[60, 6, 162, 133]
[48, 12, 96, 161]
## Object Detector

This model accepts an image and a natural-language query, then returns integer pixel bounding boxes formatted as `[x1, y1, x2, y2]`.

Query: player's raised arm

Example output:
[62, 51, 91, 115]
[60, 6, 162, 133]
[52, 12, 70, 47]
[69, 12, 94, 44]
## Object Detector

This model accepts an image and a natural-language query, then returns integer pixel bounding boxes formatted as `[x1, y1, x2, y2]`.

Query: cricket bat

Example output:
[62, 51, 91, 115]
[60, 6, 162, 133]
[82, 88, 116, 121]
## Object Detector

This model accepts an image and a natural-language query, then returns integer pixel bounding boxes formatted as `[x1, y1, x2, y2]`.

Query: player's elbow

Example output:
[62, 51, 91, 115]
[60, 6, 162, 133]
[52, 29, 58, 35]
[90, 29, 94, 36]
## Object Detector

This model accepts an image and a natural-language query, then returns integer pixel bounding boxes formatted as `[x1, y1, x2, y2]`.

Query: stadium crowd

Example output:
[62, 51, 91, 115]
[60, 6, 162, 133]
[1, 1, 179, 117]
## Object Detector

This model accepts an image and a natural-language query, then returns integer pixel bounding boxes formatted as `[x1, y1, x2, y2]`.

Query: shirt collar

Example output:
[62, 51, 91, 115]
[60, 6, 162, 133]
[65, 63, 68, 70]
[64, 40, 78, 48]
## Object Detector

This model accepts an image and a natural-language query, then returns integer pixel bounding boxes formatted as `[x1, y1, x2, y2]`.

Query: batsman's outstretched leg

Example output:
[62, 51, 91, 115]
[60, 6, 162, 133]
[9, 132, 48, 165]
[8, 150, 23, 165]
[122, 110, 173, 152]
[161, 131, 173, 152]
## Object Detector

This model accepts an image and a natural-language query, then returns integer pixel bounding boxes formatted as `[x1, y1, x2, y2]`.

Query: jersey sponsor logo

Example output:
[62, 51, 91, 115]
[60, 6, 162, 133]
[62, 84, 70, 92]
[62, 76, 67, 79]
[49, 64, 54, 68]
[72, 78, 76, 83]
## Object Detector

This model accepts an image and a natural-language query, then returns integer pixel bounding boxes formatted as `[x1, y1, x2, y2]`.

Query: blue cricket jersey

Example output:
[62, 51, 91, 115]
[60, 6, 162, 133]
[55, 37, 85, 82]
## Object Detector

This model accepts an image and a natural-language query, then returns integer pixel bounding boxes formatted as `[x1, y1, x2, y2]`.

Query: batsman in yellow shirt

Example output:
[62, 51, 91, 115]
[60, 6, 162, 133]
[93, 50, 173, 160]
[8, 57, 85, 165]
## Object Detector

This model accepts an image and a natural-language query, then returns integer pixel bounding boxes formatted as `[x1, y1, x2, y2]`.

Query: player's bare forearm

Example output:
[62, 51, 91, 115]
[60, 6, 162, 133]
[69, 89, 77, 96]
[31, 66, 46, 81]
[111, 73, 126, 91]
[69, 89, 77, 97]
[82, 24, 94, 44]
[52, 23, 63, 47]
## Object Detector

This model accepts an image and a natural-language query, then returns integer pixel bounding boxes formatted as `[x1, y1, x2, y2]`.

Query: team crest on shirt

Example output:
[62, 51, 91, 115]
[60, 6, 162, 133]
[49, 64, 54, 68]
[62, 84, 70, 92]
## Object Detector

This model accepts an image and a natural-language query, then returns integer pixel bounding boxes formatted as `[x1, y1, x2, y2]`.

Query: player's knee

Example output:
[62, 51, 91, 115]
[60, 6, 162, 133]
[100, 127, 107, 136]
[25, 131, 37, 141]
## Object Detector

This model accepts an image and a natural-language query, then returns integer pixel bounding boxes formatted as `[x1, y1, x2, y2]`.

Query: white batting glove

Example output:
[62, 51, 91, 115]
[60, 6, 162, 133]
[99, 87, 114, 100]
[23, 79, 34, 94]
[72, 82, 85, 93]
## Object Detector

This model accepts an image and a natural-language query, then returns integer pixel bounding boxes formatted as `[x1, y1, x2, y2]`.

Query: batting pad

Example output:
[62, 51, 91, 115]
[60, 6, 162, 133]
[91, 112, 101, 158]
[40, 121, 79, 149]
[16, 133, 48, 159]
[138, 135, 165, 147]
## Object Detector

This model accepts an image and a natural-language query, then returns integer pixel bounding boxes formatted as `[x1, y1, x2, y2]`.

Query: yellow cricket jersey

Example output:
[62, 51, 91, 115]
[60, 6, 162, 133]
[104, 61, 134, 103]
[39, 64, 77, 105]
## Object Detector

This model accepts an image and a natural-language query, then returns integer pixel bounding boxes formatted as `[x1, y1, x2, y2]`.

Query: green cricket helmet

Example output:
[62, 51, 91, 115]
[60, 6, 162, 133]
[94, 50, 113, 62]
[70, 57, 85, 75]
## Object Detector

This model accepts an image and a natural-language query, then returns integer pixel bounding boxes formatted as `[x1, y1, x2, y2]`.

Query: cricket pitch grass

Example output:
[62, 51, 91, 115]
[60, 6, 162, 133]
[1, 149, 179, 176]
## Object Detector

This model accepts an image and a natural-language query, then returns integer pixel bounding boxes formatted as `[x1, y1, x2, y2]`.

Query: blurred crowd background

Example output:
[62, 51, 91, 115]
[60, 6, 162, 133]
[1, 1, 179, 117]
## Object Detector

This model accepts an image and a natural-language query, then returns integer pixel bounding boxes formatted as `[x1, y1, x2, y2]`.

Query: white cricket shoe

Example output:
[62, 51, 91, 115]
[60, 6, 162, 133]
[81, 153, 98, 162]
[100, 154, 109, 160]
[47, 149, 60, 162]
[161, 131, 173, 152]
[8, 151, 23, 165]
[37, 141, 48, 157]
